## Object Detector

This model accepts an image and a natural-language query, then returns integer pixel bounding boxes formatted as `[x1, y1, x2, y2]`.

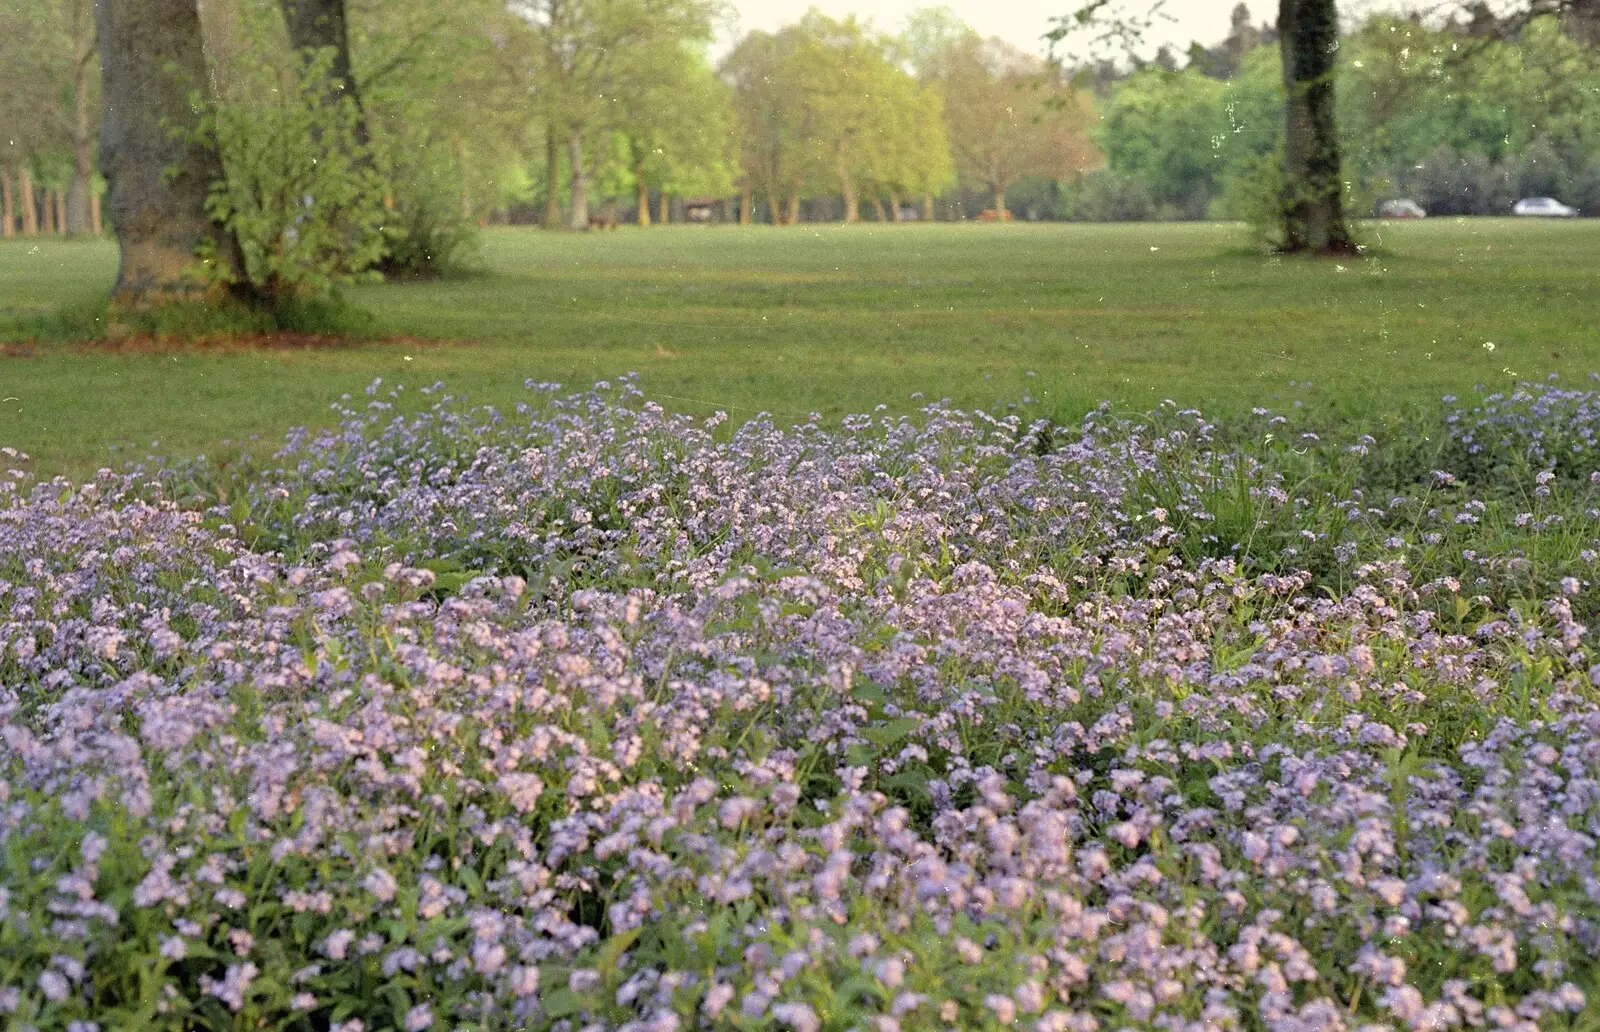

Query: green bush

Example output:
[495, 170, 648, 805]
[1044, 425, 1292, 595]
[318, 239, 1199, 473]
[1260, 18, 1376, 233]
[372, 128, 480, 280]
[200, 51, 388, 304]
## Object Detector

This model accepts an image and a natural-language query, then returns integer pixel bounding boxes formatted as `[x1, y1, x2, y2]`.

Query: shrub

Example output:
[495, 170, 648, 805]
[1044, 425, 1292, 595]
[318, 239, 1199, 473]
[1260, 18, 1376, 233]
[201, 51, 388, 304]
[371, 128, 480, 280]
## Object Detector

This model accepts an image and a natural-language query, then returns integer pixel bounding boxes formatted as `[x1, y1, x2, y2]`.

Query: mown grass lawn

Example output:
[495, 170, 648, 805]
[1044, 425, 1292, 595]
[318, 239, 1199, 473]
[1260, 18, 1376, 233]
[1, 218, 1597, 475]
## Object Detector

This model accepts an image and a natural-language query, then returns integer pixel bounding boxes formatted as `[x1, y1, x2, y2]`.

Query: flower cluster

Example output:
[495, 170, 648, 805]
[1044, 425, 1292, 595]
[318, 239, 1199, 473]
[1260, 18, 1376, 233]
[4, 378, 1600, 1031]
[1439, 375, 1600, 483]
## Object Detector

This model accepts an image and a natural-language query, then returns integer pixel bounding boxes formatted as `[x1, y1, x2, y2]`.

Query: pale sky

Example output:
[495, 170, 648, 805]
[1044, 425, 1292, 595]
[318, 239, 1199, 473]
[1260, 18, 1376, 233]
[714, 0, 1257, 61]
[712, 0, 1397, 62]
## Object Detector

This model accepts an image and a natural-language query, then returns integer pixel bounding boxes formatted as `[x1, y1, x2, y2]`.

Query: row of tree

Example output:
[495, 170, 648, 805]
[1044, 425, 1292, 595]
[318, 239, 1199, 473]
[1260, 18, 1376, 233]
[1064, 7, 1600, 224]
[6, 0, 1594, 312]
[0, 0, 99, 238]
[1, 0, 1105, 244]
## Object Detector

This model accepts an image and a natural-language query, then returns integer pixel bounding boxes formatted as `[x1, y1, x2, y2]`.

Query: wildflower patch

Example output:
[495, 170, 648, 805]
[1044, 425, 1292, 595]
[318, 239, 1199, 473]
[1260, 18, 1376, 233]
[4, 376, 1600, 1030]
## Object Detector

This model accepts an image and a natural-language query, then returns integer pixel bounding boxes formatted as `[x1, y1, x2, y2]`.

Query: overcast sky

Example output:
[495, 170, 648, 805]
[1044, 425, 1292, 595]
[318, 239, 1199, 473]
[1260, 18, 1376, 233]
[713, 0, 1259, 61]
[712, 0, 1397, 61]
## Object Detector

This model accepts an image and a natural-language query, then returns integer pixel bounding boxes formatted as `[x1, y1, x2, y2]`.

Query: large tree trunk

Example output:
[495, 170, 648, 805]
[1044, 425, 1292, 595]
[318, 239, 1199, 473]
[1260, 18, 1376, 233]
[67, 4, 97, 237]
[1278, 0, 1354, 254]
[993, 183, 1007, 216]
[923, 191, 934, 222]
[53, 189, 67, 234]
[767, 193, 782, 226]
[90, 189, 102, 234]
[566, 131, 588, 231]
[277, 0, 367, 143]
[785, 184, 800, 226]
[97, 0, 239, 304]
[19, 168, 37, 236]
[543, 125, 562, 229]
[836, 143, 858, 223]
[657, 191, 668, 226]
[889, 189, 902, 223]
[1, 169, 13, 238]
[871, 194, 888, 222]
[739, 180, 752, 226]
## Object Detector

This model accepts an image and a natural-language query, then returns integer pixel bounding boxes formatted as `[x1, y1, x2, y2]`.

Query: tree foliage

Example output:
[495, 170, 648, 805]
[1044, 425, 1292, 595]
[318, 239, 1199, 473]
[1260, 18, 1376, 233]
[201, 49, 387, 302]
[1068, 9, 1600, 223]
[934, 31, 1100, 212]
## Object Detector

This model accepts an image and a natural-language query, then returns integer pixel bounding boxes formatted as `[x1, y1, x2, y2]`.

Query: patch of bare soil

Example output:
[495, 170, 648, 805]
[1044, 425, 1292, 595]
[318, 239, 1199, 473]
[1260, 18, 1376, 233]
[80, 332, 445, 355]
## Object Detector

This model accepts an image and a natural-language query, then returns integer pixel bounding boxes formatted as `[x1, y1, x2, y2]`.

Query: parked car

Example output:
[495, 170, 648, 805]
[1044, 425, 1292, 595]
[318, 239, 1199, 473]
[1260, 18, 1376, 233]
[1376, 198, 1426, 219]
[1512, 197, 1578, 217]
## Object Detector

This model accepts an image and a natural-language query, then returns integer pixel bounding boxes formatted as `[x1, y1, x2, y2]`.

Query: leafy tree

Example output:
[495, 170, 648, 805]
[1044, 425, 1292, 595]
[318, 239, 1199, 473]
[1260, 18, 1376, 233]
[939, 31, 1100, 215]
[510, 0, 719, 230]
[779, 12, 952, 223]
[352, 0, 527, 270]
[863, 77, 954, 220]
[61, 0, 97, 236]
[608, 42, 735, 225]
[721, 26, 812, 224]
[0, 0, 99, 237]
[1054, 0, 1355, 251]
[785, 13, 894, 222]
[1095, 68, 1225, 218]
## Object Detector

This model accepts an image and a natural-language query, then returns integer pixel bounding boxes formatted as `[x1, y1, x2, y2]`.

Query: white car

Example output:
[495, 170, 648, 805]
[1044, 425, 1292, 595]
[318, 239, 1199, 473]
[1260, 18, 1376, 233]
[1512, 197, 1579, 217]
[1376, 199, 1426, 219]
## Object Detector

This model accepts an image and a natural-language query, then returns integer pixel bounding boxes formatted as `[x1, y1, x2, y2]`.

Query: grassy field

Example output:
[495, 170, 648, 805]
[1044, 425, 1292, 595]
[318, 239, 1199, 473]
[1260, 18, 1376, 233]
[1, 218, 1598, 475]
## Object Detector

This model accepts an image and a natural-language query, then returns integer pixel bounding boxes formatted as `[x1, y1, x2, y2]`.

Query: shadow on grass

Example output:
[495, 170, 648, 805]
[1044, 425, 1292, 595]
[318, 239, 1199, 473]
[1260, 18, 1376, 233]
[14, 291, 379, 349]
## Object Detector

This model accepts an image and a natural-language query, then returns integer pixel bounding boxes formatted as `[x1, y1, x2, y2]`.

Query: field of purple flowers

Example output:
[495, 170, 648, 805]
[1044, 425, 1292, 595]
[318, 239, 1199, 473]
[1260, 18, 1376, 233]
[7, 375, 1600, 1032]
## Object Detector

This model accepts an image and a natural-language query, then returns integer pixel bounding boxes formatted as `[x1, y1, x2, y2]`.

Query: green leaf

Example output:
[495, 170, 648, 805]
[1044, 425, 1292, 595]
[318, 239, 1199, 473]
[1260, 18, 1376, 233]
[851, 682, 889, 706]
[845, 744, 877, 767]
[541, 988, 583, 1018]
[596, 926, 643, 977]
[861, 717, 921, 747]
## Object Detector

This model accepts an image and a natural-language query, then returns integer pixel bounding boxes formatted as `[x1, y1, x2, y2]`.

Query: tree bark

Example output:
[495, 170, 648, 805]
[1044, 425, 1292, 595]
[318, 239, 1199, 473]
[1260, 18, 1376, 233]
[1, 169, 12, 238]
[634, 164, 650, 227]
[739, 180, 752, 225]
[993, 183, 1007, 216]
[53, 189, 67, 234]
[19, 168, 37, 236]
[836, 143, 858, 223]
[657, 191, 669, 226]
[1278, 0, 1354, 254]
[90, 188, 102, 234]
[67, 4, 97, 237]
[278, 0, 367, 143]
[768, 192, 782, 226]
[889, 189, 902, 223]
[543, 125, 563, 229]
[786, 184, 800, 226]
[97, 0, 239, 303]
[42, 188, 55, 234]
[566, 130, 588, 230]
[923, 191, 934, 222]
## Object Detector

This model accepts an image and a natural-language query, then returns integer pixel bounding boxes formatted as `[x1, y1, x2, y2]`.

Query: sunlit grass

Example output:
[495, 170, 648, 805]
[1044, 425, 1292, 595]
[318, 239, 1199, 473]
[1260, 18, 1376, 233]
[1, 217, 1597, 475]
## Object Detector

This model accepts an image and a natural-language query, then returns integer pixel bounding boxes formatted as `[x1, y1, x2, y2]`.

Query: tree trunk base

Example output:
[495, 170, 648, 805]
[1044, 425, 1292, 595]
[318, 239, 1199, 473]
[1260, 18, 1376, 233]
[1276, 239, 1360, 257]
